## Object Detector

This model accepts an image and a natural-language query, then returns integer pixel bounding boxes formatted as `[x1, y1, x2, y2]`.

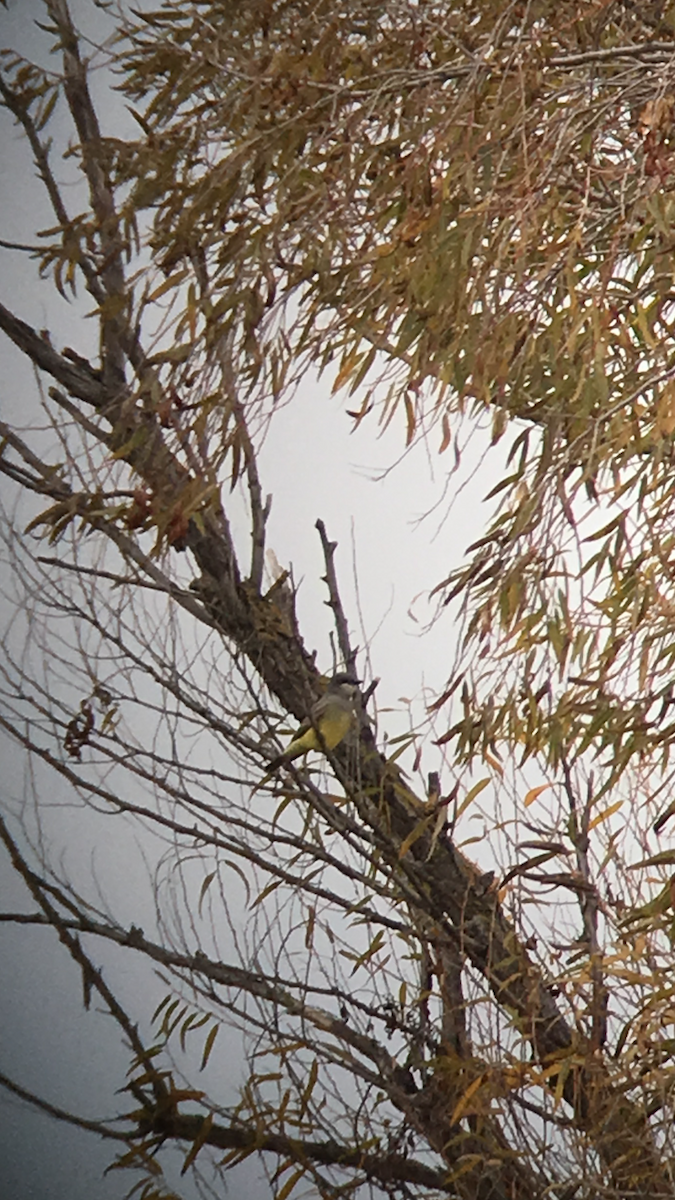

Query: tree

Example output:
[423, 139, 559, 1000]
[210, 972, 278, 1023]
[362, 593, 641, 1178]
[3, 1, 675, 1197]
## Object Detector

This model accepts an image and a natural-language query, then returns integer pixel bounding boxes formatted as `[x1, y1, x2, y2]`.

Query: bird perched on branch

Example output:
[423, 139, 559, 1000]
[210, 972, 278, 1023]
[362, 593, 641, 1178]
[267, 672, 360, 771]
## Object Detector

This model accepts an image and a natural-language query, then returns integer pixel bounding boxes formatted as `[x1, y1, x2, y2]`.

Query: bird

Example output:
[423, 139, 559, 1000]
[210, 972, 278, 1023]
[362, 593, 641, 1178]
[266, 672, 360, 771]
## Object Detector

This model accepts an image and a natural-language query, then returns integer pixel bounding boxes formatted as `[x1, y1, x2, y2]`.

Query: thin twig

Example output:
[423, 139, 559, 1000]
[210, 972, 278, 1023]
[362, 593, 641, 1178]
[35, 554, 203, 600]
[561, 759, 608, 1051]
[0, 72, 105, 304]
[0, 812, 163, 1108]
[549, 41, 675, 69]
[0, 237, 44, 254]
[0, 1068, 130, 1141]
[49, 387, 111, 444]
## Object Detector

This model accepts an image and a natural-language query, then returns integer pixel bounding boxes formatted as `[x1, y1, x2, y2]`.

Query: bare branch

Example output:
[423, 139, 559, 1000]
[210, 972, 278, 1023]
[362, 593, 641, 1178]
[48, 386, 111, 445]
[0, 237, 44, 254]
[0, 1068, 129, 1142]
[0, 302, 106, 406]
[549, 40, 675, 68]
[316, 518, 357, 675]
[561, 761, 609, 1052]
[0, 813, 163, 1109]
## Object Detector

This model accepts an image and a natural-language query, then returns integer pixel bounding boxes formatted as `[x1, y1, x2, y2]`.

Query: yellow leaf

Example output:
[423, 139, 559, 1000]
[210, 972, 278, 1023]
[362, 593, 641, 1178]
[638, 642, 650, 692]
[398, 814, 432, 859]
[332, 349, 360, 394]
[349, 930, 386, 974]
[455, 777, 490, 820]
[450, 1073, 485, 1125]
[404, 391, 416, 446]
[636, 300, 655, 348]
[276, 1167, 306, 1200]
[146, 267, 189, 302]
[483, 751, 504, 776]
[299, 1058, 318, 1117]
[524, 783, 551, 807]
[587, 800, 623, 831]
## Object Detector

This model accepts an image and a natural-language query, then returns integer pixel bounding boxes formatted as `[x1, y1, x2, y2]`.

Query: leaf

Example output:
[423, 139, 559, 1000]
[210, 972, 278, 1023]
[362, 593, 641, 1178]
[524, 783, 551, 807]
[36, 86, 58, 131]
[298, 1058, 318, 1118]
[111, 426, 148, 459]
[483, 751, 504, 776]
[200, 1023, 219, 1071]
[272, 793, 296, 826]
[587, 800, 623, 831]
[146, 268, 189, 303]
[332, 349, 361, 394]
[198, 871, 217, 917]
[348, 930, 386, 974]
[147, 342, 193, 364]
[450, 1073, 485, 1125]
[454, 777, 490, 820]
[553, 1057, 574, 1111]
[404, 391, 416, 446]
[304, 906, 316, 950]
[502, 850, 562, 886]
[166, 1003, 189, 1038]
[628, 851, 675, 870]
[224, 858, 252, 907]
[582, 513, 626, 543]
[638, 641, 650, 692]
[398, 814, 433, 859]
[151, 994, 174, 1025]
[179, 1012, 197, 1052]
[383, 731, 419, 770]
[252, 879, 282, 908]
[276, 1167, 306, 1200]
[439, 411, 452, 453]
[181, 1112, 214, 1174]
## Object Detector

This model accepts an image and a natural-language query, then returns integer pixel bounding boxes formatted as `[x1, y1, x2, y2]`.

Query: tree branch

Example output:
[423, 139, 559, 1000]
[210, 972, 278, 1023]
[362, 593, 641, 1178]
[0, 71, 105, 304]
[0, 813, 163, 1110]
[0, 1068, 129, 1141]
[0, 302, 106, 406]
[46, 0, 128, 388]
[316, 518, 357, 675]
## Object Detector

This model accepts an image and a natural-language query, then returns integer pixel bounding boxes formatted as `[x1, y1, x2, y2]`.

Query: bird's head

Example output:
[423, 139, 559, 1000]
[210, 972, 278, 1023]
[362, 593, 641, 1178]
[329, 672, 360, 698]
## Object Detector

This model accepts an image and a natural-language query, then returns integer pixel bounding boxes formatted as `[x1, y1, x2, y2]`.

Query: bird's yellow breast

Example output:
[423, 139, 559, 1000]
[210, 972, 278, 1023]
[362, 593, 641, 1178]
[288, 706, 354, 757]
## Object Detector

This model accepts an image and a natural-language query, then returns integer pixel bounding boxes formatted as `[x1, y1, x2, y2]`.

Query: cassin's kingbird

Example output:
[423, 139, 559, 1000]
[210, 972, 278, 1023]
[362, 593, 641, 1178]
[267, 673, 360, 771]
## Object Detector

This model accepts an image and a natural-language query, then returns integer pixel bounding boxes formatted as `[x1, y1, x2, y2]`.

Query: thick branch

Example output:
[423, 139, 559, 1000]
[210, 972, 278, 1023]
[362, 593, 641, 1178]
[0, 301, 106, 405]
[147, 1111, 459, 1194]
